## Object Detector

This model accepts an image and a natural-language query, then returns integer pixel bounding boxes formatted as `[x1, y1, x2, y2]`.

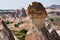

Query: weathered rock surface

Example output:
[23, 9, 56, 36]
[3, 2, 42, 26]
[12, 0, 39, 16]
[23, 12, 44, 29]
[25, 1, 47, 40]
[28, 1, 47, 30]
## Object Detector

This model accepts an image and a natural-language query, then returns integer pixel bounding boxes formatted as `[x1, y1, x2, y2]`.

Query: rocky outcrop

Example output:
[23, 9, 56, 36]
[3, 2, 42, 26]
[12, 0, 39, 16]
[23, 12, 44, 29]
[28, 2, 47, 18]
[28, 2, 47, 30]
[2, 21, 15, 40]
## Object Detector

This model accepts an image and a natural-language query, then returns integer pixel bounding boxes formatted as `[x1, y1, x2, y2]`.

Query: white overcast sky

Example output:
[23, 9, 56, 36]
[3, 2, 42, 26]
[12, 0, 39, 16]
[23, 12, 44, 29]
[0, 0, 60, 9]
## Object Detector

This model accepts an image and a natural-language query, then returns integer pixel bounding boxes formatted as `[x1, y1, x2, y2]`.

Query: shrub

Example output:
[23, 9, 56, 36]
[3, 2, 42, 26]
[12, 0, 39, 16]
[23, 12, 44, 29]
[18, 21, 23, 25]
[14, 24, 19, 27]
[5, 20, 13, 24]
[20, 22, 23, 24]
[20, 29, 28, 34]
[5, 20, 10, 24]
[49, 18, 54, 21]
[12, 29, 28, 40]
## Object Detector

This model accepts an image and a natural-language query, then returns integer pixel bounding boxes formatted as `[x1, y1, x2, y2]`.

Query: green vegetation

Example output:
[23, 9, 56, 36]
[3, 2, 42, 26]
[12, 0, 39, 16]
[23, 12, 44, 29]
[18, 21, 23, 25]
[54, 18, 60, 21]
[14, 21, 23, 27]
[5, 20, 10, 24]
[20, 29, 28, 34]
[5, 20, 13, 24]
[11, 29, 28, 40]
[14, 24, 19, 27]
[49, 18, 54, 21]
[49, 18, 60, 21]
[5, 20, 23, 27]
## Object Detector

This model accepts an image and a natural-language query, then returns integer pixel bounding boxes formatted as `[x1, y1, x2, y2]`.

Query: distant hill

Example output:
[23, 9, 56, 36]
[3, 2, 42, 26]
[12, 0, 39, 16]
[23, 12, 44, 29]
[46, 5, 60, 9]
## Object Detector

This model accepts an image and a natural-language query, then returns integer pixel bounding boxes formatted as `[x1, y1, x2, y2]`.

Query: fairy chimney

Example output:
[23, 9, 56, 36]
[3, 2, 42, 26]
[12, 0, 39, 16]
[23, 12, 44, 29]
[28, 2, 47, 30]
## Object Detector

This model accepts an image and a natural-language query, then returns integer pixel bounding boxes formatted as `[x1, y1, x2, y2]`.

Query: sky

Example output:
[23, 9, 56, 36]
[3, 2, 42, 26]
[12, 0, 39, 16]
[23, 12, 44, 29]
[0, 0, 60, 9]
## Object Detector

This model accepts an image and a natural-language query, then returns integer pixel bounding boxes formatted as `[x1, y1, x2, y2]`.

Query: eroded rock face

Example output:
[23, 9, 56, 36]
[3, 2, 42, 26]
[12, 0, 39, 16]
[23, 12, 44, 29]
[28, 2, 47, 29]
[25, 32, 37, 40]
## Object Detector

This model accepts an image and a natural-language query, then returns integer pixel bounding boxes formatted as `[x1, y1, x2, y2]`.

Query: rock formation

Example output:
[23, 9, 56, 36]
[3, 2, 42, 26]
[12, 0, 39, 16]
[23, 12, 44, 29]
[25, 1, 48, 40]
[28, 2, 47, 30]
[21, 8, 27, 17]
